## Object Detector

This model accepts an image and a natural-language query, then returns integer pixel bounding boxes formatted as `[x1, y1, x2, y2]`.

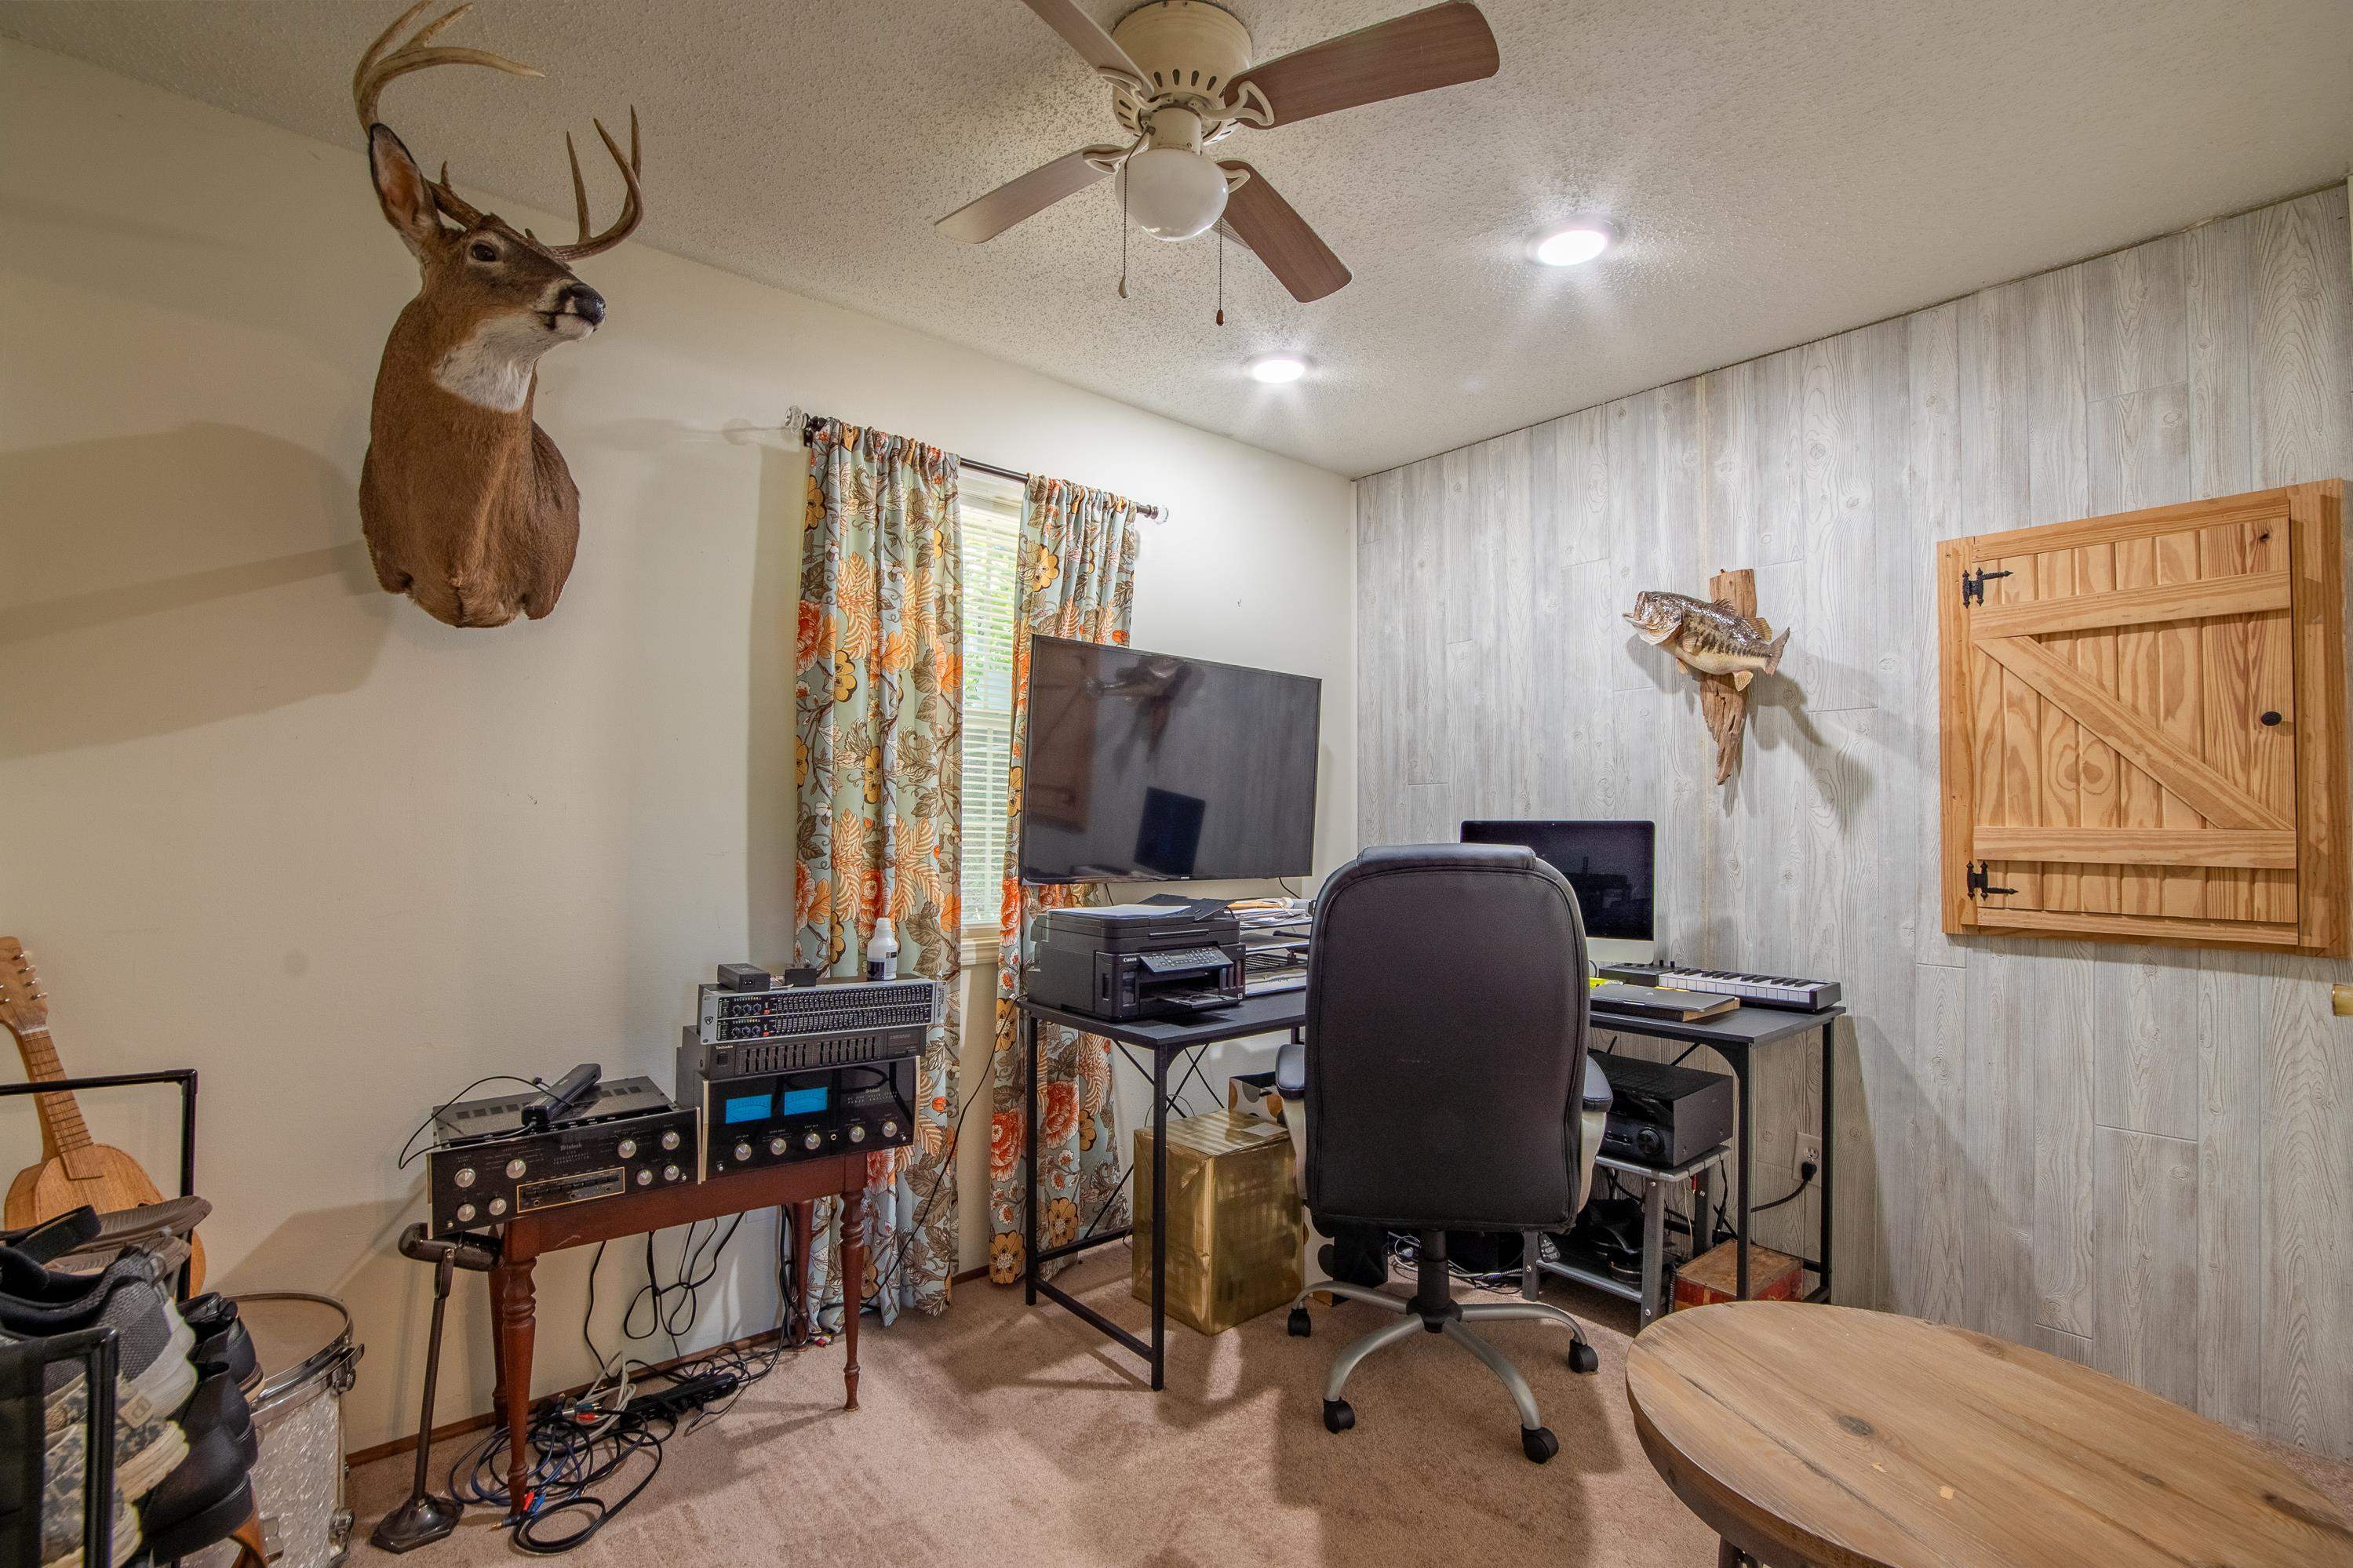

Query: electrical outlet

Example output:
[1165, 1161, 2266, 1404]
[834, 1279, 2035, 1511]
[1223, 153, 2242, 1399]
[1796, 1132, 1823, 1172]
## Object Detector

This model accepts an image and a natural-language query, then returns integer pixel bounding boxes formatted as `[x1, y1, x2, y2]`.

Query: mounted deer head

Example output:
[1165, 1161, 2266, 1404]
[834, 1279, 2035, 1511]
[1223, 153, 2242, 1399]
[353, 2, 643, 628]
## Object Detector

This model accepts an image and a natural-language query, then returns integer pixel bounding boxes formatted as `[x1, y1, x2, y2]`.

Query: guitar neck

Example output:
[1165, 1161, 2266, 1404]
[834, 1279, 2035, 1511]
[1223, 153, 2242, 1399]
[10, 1024, 96, 1161]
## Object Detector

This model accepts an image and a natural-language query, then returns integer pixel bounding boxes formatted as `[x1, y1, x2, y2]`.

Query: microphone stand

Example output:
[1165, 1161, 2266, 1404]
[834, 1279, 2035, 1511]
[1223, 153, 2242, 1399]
[371, 1224, 498, 1553]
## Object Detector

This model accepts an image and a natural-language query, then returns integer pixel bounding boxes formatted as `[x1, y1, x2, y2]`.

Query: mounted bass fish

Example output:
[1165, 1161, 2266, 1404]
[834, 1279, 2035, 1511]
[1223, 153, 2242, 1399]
[1624, 591, 1790, 691]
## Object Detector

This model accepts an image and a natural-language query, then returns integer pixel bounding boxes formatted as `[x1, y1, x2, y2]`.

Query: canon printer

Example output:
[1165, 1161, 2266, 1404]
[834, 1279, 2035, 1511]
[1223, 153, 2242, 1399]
[1029, 901, 1245, 1022]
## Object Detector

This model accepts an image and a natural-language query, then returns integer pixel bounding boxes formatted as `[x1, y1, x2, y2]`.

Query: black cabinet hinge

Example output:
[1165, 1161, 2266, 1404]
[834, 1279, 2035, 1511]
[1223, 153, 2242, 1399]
[1960, 567, 2014, 608]
[1967, 861, 2016, 899]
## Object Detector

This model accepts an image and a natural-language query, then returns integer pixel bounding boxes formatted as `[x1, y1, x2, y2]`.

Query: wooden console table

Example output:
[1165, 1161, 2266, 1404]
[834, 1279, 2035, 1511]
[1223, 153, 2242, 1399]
[1626, 1303, 2353, 1567]
[487, 1153, 869, 1518]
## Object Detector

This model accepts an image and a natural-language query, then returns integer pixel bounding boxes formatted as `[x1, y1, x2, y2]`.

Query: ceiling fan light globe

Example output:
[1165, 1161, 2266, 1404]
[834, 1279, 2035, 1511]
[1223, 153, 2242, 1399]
[1532, 221, 1615, 267]
[1119, 147, 1229, 241]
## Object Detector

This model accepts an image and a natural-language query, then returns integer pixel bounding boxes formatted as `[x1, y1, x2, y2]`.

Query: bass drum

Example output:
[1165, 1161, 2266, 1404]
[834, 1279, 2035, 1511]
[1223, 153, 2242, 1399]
[195, 1293, 363, 1568]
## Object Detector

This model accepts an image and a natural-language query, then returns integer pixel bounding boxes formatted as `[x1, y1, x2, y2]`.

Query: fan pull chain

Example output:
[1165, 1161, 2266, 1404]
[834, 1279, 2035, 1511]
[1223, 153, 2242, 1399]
[1215, 231, 1225, 326]
[1118, 169, 1130, 300]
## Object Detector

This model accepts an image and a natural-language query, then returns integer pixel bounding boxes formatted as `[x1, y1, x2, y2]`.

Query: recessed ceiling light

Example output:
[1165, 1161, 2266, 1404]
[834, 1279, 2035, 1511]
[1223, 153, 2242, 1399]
[1248, 353, 1309, 384]
[1532, 220, 1617, 267]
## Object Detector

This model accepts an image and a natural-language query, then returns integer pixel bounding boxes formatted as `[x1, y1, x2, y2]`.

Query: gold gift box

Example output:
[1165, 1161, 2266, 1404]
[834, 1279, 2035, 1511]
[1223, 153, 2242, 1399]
[1135, 1109, 1303, 1335]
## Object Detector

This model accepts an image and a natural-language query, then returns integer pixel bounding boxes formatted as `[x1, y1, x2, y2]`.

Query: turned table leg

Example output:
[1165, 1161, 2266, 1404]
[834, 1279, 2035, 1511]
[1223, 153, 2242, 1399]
[840, 1179, 865, 1411]
[791, 1200, 816, 1343]
[491, 1254, 537, 1517]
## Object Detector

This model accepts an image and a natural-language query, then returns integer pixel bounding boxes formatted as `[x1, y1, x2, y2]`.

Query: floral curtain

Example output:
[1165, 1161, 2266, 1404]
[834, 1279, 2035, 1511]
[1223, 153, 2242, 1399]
[795, 420, 961, 1325]
[986, 476, 1143, 1285]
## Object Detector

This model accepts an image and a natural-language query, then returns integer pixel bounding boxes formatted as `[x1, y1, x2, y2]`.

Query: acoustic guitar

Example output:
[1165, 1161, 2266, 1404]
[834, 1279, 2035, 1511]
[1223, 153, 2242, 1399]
[1, 937, 205, 1290]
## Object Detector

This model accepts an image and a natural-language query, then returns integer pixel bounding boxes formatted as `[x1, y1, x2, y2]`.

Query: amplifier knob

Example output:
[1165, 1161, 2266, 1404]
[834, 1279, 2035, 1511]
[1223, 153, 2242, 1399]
[663, 1163, 682, 1182]
[456, 1202, 475, 1224]
[617, 1138, 637, 1159]
[734, 1141, 753, 1163]
[661, 1130, 681, 1151]
[487, 1198, 508, 1217]
[882, 1119, 898, 1138]
[453, 1167, 475, 1188]
[504, 1158, 527, 1179]
[848, 1124, 867, 1144]
[802, 1130, 822, 1151]
[769, 1137, 788, 1156]
[636, 1169, 652, 1187]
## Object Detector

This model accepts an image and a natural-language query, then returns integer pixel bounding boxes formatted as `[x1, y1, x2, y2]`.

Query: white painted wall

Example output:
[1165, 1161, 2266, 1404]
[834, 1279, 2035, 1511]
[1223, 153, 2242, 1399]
[0, 41, 1356, 1451]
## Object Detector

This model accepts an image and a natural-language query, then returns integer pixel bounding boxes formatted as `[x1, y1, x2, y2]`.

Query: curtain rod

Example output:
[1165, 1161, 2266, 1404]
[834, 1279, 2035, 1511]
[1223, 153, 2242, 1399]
[796, 409, 1163, 520]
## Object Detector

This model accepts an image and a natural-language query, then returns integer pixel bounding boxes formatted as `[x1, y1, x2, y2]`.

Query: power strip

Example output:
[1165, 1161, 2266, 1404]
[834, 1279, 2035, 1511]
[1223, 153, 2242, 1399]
[626, 1369, 740, 1422]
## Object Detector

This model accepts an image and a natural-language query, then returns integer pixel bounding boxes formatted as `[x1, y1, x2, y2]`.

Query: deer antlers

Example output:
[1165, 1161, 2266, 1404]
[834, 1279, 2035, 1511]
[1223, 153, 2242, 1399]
[353, 1, 643, 259]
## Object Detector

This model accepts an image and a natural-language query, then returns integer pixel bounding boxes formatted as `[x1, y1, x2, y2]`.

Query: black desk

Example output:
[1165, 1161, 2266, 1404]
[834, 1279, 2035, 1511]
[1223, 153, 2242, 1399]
[1587, 1002, 1845, 1303]
[1017, 990, 1844, 1385]
[1017, 989, 1307, 1390]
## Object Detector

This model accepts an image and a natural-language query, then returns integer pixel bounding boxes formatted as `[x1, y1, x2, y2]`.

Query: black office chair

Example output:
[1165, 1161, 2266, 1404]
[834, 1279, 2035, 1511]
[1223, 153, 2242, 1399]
[1283, 843, 1610, 1464]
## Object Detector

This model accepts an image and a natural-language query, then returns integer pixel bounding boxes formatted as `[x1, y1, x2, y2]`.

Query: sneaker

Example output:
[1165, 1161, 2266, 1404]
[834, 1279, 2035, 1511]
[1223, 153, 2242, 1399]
[2, 1201, 210, 1271]
[0, 1253, 196, 1416]
[39, 1416, 142, 1567]
[24, 1342, 193, 1501]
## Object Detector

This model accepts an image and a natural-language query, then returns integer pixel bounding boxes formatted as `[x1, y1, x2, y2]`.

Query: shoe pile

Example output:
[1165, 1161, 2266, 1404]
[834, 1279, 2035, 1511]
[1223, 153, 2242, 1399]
[1, 1206, 262, 1567]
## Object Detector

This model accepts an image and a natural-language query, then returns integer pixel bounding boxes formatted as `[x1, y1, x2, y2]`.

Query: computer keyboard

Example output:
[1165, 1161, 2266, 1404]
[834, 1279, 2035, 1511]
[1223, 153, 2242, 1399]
[1596, 962, 1841, 1013]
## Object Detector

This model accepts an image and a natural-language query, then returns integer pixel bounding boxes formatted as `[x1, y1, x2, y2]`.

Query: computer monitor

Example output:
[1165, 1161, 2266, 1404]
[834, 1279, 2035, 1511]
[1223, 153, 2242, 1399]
[1459, 819, 1657, 966]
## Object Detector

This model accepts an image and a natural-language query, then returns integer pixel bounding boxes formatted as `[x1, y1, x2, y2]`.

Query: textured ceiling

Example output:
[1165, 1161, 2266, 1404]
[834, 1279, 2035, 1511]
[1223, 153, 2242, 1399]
[5, 0, 2349, 477]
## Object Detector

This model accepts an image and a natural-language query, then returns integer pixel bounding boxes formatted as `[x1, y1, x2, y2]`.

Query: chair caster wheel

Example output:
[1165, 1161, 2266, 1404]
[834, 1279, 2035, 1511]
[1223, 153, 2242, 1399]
[1288, 1307, 1312, 1337]
[1522, 1425, 1559, 1464]
[1322, 1399, 1355, 1434]
[1567, 1341, 1600, 1374]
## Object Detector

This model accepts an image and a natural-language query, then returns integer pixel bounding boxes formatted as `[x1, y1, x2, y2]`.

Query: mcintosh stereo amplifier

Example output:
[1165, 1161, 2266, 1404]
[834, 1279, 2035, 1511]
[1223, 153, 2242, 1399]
[677, 1034, 916, 1177]
[424, 1071, 697, 1238]
[679, 970, 937, 1177]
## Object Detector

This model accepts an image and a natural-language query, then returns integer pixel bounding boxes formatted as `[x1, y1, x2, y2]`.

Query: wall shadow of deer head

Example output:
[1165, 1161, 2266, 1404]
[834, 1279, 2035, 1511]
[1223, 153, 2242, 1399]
[354, 1, 642, 628]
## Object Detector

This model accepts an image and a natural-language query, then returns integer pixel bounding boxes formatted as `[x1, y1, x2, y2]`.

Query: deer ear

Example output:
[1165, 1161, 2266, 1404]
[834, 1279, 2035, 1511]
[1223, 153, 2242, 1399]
[369, 125, 446, 261]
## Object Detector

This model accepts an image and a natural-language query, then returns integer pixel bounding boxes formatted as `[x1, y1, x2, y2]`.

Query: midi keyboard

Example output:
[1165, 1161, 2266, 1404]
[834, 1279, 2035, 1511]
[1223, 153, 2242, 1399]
[1595, 962, 1841, 1013]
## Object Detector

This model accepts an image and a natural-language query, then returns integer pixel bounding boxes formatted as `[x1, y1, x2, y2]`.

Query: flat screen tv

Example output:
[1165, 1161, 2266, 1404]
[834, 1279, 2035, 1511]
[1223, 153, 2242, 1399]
[1019, 636, 1320, 883]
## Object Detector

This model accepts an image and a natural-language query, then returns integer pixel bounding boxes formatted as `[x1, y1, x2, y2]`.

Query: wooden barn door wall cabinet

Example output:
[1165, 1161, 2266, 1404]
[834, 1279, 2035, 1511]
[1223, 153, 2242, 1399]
[1936, 480, 2348, 956]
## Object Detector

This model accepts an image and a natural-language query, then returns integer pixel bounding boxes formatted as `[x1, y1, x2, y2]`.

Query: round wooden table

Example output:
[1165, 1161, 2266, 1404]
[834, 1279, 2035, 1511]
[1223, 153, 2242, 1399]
[1625, 1303, 2353, 1568]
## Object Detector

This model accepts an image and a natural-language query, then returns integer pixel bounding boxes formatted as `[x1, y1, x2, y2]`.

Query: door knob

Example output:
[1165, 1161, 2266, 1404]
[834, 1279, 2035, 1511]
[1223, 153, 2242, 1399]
[2335, 983, 2352, 1018]
[2260, 711, 2282, 727]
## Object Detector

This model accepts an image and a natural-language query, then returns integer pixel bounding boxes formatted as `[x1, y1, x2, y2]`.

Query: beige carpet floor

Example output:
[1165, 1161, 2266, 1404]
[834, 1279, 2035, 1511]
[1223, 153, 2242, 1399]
[345, 1252, 2353, 1567]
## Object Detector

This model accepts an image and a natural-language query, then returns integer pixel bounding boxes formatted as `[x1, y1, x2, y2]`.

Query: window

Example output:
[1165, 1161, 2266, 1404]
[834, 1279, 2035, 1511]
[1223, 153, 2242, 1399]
[959, 470, 1025, 937]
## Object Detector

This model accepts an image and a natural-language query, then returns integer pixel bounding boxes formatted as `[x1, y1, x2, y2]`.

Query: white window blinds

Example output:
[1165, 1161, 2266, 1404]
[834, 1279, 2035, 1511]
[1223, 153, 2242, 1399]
[959, 471, 1025, 933]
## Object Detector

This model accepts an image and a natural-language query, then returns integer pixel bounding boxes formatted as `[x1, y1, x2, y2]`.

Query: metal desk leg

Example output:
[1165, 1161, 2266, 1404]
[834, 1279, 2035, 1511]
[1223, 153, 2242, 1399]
[1149, 1047, 1169, 1392]
[1818, 1019, 1835, 1302]
[1639, 1174, 1666, 1328]
[1023, 1010, 1038, 1308]
[1734, 1055, 1753, 1301]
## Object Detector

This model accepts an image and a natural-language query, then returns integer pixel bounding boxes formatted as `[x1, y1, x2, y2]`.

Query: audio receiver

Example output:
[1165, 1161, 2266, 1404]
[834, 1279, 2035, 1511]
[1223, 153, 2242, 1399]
[424, 1075, 697, 1237]
[676, 1042, 916, 1178]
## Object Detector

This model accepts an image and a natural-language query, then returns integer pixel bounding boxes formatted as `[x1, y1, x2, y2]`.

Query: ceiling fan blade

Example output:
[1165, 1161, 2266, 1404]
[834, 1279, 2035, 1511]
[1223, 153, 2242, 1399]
[1016, 0, 1143, 79]
[937, 147, 1120, 243]
[1216, 162, 1350, 302]
[1232, 2, 1499, 128]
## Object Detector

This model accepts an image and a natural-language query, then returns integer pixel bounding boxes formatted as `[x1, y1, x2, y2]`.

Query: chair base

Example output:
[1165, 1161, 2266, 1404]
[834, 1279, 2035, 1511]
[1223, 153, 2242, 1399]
[1291, 1232, 1597, 1464]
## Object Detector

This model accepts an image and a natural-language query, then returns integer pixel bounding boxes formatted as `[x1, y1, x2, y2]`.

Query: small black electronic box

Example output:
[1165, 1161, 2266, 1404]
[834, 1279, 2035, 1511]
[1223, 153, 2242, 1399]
[1595, 1055, 1736, 1170]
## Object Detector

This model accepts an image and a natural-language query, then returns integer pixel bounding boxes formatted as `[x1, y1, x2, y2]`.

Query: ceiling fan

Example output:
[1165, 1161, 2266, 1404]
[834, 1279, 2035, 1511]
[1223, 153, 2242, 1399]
[937, 0, 1500, 303]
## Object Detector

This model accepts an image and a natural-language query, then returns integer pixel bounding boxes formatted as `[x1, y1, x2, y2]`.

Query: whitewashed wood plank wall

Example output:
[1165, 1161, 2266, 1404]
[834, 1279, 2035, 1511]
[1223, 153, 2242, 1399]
[1352, 185, 2353, 1457]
